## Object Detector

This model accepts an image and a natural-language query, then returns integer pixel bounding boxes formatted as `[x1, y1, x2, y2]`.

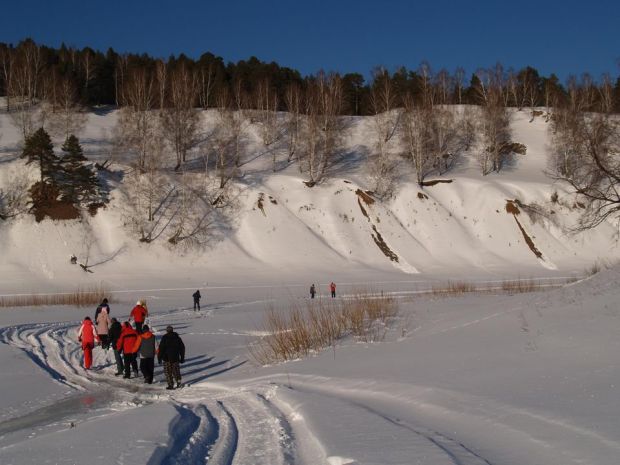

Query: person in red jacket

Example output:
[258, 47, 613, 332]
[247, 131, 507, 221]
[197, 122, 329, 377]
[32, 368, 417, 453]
[116, 321, 139, 379]
[330, 281, 336, 298]
[77, 316, 99, 370]
[130, 300, 148, 332]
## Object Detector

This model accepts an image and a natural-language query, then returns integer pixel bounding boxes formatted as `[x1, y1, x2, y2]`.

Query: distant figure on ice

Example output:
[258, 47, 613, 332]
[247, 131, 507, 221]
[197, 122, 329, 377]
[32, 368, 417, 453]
[95, 303, 112, 350]
[158, 325, 186, 390]
[310, 284, 316, 299]
[78, 317, 99, 370]
[133, 325, 156, 384]
[117, 321, 139, 379]
[330, 281, 336, 298]
[70, 254, 77, 265]
[94, 298, 110, 321]
[131, 300, 148, 332]
[108, 317, 124, 376]
[193, 290, 201, 311]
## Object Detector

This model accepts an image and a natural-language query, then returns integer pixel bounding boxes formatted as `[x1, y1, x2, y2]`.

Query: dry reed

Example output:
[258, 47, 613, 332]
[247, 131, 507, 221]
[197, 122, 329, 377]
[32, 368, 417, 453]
[0, 285, 110, 308]
[249, 292, 397, 365]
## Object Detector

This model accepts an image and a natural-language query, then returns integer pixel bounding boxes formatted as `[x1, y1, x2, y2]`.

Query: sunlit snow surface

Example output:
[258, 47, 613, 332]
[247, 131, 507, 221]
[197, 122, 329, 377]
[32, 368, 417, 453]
[1, 104, 620, 463]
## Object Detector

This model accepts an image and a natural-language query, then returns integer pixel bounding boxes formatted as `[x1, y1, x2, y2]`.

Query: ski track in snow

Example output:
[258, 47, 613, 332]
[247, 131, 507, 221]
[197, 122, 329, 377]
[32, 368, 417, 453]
[3, 301, 617, 464]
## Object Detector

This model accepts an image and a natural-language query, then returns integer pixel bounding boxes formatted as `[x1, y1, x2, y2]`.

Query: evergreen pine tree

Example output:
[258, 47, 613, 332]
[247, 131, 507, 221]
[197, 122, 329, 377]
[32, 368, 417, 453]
[21, 128, 60, 185]
[60, 135, 100, 205]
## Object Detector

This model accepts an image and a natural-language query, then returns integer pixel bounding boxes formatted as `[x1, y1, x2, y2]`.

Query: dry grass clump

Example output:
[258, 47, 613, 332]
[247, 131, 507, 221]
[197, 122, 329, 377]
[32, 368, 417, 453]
[430, 281, 476, 295]
[0, 285, 110, 308]
[249, 292, 397, 364]
[427, 277, 576, 297]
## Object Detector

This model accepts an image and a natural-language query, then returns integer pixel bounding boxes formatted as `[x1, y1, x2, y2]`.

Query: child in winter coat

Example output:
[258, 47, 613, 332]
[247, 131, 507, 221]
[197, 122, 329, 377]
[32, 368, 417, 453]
[116, 321, 139, 379]
[133, 325, 156, 384]
[130, 300, 148, 332]
[78, 317, 99, 370]
[96, 307, 112, 350]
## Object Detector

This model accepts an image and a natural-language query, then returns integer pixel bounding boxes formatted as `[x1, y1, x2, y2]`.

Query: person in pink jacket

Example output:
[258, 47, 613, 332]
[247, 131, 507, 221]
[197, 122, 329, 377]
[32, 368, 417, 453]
[78, 317, 99, 370]
[95, 307, 112, 350]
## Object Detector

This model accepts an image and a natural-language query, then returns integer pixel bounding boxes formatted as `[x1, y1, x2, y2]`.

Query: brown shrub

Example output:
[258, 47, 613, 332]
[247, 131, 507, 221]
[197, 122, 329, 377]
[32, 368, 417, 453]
[249, 292, 397, 364]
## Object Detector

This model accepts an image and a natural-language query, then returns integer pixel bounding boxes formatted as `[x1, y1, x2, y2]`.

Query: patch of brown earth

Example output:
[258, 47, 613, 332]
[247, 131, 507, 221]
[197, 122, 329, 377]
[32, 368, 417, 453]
[257, 193, 266, 216]
[421, 179, 453, 187]
[371, 225, 399, 262]
[356, 189, 375, 205]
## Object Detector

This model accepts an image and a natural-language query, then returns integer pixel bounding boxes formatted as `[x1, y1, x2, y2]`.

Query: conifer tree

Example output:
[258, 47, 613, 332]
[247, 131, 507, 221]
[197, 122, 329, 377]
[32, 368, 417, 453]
[60, 134, 100, 205]
[21, 128, 60, 184]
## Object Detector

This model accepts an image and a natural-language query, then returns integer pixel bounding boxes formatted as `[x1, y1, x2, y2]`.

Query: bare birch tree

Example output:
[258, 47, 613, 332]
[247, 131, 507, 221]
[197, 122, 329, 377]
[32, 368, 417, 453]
[161, 63, 200, 169]
[402, 93, 433, 185]
[46, 75, 87, 140]
[475, 67, 513, 175]
[284, 82, 302, 164]
[299, 72, 344, 185]
[368, 68, 401, 196]
[117, 67, 157, 171]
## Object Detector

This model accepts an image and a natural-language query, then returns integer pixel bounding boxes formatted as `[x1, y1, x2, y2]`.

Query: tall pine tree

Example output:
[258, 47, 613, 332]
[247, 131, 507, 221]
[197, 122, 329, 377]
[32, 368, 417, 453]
[60, 135, 100, 205]
[21, 128, 60, 185]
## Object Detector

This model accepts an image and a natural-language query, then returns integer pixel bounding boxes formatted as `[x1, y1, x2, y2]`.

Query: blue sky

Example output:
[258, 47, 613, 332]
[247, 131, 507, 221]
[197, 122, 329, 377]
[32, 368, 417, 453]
[1, 0, 618, 81]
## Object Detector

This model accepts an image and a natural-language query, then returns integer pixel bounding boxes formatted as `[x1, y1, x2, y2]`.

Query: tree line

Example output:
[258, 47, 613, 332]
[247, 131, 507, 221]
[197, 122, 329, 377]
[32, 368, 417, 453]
[1, 39, 619, 116]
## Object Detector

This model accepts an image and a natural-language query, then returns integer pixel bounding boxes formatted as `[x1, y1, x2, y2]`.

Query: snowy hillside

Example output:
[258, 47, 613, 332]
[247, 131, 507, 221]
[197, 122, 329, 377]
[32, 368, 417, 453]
[0, 105, 617, 295]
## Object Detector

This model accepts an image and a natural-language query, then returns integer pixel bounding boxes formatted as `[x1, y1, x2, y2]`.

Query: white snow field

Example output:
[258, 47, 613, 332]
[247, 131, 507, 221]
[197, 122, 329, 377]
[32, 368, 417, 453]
[1, 105, 620, 464]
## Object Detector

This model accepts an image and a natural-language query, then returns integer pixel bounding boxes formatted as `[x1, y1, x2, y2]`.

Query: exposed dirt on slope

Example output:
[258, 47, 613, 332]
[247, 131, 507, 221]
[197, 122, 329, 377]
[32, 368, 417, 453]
[420, 179, 453, 187]
[371, 225, 399, 262]
[356, 189, 375, 205]
[505, 200, 543, 259]
[257, 193, 266, 216]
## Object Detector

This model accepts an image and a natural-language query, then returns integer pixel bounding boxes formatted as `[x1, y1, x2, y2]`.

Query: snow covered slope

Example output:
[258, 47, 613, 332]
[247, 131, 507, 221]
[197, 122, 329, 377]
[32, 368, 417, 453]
[0, 106, 617, 295]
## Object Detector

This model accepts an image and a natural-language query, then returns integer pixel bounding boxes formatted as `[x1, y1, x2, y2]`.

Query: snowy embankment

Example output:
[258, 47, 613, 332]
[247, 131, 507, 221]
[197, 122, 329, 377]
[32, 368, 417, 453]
[0, 107, 617, 297]
[1, 268, 620, 464]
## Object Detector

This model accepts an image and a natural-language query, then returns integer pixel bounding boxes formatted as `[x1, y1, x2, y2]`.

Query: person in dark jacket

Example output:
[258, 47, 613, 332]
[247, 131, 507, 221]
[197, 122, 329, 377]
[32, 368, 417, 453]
[157, 325, 186, 390]
[133, 325, 156, 384]
[108, 318, 123, 375]
[310, 284, 316, 299]
[193, 290, 201, 311]
[117, 322, 139, 379]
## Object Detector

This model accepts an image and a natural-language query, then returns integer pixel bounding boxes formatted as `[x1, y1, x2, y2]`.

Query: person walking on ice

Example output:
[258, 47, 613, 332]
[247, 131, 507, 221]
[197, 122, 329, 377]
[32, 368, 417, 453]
[130, 300, 148, 332]
[95, 304, 112, 350]
[108, 317, 124, 376]
[158, 325, 185, 390]
[117, 321, 139, 379]
[310, 284, 316, 299]
[193, 290, 201, 311]
[330, 281, 336, 298]
[133, 325, 156, 384]
[77, 316, 99, 370]
[94, 297, 110, 321]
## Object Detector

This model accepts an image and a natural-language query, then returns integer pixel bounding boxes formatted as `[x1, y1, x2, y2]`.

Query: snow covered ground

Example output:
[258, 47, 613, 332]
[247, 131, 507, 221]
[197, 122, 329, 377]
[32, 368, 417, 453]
[1, 105, 620, 464]
[1, 269, 620, 464]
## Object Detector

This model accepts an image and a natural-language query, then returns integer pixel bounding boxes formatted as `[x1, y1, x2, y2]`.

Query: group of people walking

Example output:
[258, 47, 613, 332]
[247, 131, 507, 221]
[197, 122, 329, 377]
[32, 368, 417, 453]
[310, 282, 337, 299]
[77, 298, 186, 390]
